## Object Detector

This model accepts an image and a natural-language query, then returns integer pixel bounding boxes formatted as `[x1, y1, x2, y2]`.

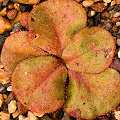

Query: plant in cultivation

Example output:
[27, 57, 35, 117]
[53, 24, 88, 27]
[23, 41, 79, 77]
[1, 0, 120, 119]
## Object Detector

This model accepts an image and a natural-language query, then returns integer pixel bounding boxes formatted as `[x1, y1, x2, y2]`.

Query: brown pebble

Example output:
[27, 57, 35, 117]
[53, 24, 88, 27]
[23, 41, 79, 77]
[91, 1, 107, 12]
[5, 92, 15, 104]
[101, 10, 110, 18]
[115, 0, 120, 4]
[20, 12, 29, 28]
[7, 3, 14, 9]
[111, 17, 119, 23]
[16, 101, 28, 115]
[0, 15, 12, 34]
[82, 0, 94, 7]
[7, 9, 17, 20]
[0, 7, 7, 16]
[0, 112, 10, 120]
[41, 114, 53, 120]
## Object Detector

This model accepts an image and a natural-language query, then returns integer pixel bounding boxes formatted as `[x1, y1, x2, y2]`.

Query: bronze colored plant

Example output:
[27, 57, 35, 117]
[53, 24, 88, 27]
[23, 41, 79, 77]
[1, 0, 120, 119]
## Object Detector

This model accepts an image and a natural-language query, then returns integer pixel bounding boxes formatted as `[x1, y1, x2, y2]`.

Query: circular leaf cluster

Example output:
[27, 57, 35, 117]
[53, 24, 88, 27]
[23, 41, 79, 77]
[1, 0, 120, 119]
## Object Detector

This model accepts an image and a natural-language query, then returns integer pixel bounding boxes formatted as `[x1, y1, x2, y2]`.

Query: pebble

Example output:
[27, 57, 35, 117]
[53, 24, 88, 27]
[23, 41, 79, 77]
[7, 9, 18, 20]
[17, 0, 40, 5]
[111, 17, 119, 23]
[62, 113, 71, 120]
[0, 69, 9, 84]
[115, 0, 120, 4]
[12, 20, 22, 33]
[19, 4, 33, 13]
[91, 1, 107, 12]
[88, 9, 96, 17]
[6, 92, 15, 104]
[117, 39, 120, 46]
[10, 11, 22, 26]
[0, 7, 7, 16]
[28, 111, 38, 120]
[103, 0, 111, 3]
[0, 112, 10, 120]
[19, 115, 28, 120]
[101, 10, 110, 18]
[8, 100, 17, 113]
[40, 114, 53, 120]
[2, 0, 9, 6]
[113, 12, 120, 17]
[82, 0, 94, 7]
[7, 3, 14, 9]
[12, 110, 19, 118]
[20, 12, 29, 28]
[116, 21, 120, 27]
[0, 93, 3, 107]
[118, 49, 120, 58]
[7, 86, 13, 91]
[114, 110, 120, 120]
[14, 3, 20, 11]
[105, 22, 112, 30]
[0, 15, 12, 34]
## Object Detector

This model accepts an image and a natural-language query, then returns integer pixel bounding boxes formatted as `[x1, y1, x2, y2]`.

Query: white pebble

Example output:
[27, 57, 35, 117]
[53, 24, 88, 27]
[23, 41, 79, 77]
[7, 86, 13, 91]
[0, 94, 3, 107]
[116, 22, 120, 27]
[114, 110, 120, 120]
[12, 110, 19, 118]
[118, 49, 120, 58]
[113, 12, 120, 17]
[19, 115, 28, 120]
[28, 111, 38, 120]
[117, 39, 120, 46]
[8, 100, 17, 113]
[103, 0, 111, 3]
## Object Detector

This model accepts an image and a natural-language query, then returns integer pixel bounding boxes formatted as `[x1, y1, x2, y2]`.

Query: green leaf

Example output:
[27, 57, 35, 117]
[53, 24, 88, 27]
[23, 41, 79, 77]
[62, 27, 115, 73]
[12, 56, 67, 115]
[28, 0, 87, 56]
[64, 68, 120, 119]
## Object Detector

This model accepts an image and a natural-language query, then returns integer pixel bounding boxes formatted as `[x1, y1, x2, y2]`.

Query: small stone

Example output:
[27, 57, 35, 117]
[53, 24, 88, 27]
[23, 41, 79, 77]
[6, 92, 15, 104]
[113, 12, 120, 17]
[82, 0, 94, 7]
[7, 2, 14, 9]
[0, 15, 12, 34]
[103, 0, 111, 3]
[114, 110, 120, 120]
[91, 1, 107, 12]
[7, 86, 13, 91]
[7, 9, 18, 20]
[116, 21, 120, 27]
[12, 110, 19, 118]
[0, 112, 10, 120]
[105, 22, 112, 30]
[62, 113, 71, 120]
[8, 100, 17, 113]
[20, 12, 29, 28]
[0, 69, 9, 84]
[41, 114, 53, 120]
[111, 1, 115, 6]
[101, 10, 110, 18]
[0, 94, 3, 107]
[111, 17, 119, 23]
[17, 0, 40, 5]
[115, 0, 120, 4]
[117, 39, 120, 46]
[12, 20, 22, 33]
[0, 7, 7, 16]
[88, 9, 96, 17]
[14, 3, 20, 11]
[2, 0, 9, 6]
[10, 11, 22, 25]
[19, 115, 28, 120]
[118, 49, 120, 58]
[17, 101, 28, 115]
[28, 111, 38, 120]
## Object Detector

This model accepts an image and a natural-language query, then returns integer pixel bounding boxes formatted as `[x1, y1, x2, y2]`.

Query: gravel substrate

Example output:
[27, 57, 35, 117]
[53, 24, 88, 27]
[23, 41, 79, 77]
[0, 0, 120, 120]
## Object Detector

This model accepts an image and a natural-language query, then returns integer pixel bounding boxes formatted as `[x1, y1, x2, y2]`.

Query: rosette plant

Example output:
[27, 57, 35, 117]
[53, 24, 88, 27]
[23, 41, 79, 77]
[1, 0, 120, 119]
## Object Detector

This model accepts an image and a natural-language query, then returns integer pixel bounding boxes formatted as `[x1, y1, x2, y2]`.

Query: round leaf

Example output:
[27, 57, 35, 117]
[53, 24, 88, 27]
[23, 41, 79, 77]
[64, 68, 120, 119]
[12, 56, 67, 115]
[28, 0, 87, 56]
[62, 27, 115, 73]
